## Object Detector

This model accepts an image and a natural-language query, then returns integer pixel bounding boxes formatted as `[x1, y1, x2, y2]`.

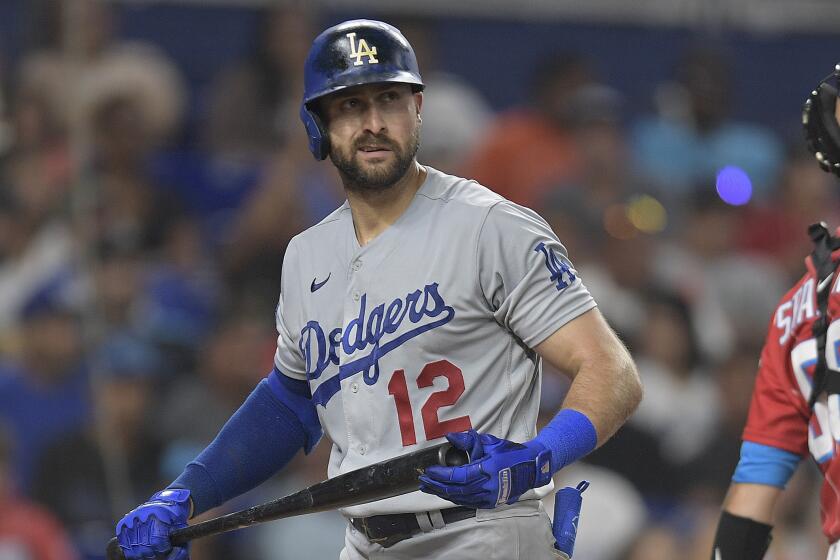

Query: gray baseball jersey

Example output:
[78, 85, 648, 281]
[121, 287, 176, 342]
[274, 166, 595, 518]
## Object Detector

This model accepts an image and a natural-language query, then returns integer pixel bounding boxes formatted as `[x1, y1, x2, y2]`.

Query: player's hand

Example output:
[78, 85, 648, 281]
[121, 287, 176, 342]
[419, 430, 552, 509]
[116, 488, 191, 560]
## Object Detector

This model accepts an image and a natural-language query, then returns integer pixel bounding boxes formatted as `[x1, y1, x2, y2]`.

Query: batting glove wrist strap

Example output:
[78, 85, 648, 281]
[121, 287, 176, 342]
[419, 430, 554, 509]
[151, 488, 192, 508]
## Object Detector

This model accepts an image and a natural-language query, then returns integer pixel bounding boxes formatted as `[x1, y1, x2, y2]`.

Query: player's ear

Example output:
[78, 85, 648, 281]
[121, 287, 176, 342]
[414, 91, 423, 119]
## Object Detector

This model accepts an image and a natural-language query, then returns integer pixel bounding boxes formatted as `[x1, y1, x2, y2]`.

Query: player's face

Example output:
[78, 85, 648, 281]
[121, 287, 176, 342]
[322, 83, 422, 192]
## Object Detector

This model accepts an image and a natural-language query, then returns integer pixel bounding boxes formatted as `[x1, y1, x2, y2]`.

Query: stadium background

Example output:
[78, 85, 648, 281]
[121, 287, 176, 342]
[0, 1, 837, 558]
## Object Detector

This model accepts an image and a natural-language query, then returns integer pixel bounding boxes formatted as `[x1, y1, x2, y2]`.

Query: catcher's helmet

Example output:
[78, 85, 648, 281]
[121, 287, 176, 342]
[803, 64, 840, 177]
[300, 19, 424, 160]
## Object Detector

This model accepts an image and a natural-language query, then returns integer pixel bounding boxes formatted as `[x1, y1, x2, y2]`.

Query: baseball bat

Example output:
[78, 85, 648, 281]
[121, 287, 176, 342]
[106, 442, 468, 560]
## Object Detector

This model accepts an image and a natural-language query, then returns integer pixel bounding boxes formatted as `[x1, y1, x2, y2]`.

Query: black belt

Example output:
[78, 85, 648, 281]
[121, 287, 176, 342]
[351, 506, 477, 548]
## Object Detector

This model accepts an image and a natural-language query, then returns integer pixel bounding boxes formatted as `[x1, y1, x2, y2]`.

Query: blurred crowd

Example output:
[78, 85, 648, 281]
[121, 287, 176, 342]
[0, 2, 835, 560]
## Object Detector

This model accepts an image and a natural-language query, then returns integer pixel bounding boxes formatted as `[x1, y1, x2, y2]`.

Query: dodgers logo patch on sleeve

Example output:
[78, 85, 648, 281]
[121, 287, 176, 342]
[534, 242, 576, 291]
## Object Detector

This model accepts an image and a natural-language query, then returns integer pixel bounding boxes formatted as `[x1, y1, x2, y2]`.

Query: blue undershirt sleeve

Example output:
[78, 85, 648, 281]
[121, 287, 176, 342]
[732, 441, 801, 489]
[170, 368, 322, 516]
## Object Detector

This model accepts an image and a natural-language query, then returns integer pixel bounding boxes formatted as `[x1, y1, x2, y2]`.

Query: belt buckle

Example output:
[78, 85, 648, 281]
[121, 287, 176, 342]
[357, 517, 389, 545]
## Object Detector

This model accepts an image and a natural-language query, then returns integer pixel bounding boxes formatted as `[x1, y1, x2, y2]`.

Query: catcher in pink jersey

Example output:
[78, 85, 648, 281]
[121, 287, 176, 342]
[712, 64, 840, 560]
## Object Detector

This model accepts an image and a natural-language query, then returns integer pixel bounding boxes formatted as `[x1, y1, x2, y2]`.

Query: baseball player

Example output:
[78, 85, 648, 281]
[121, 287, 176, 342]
[115, 20, 642, 560]
[711, 64, 840, 560]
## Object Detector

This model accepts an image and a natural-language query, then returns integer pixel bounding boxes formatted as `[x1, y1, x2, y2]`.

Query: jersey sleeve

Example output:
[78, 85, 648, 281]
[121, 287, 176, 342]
[274, 239, 307, 381]
[476, 201, 596, 348]
[742, 317, 810, 457]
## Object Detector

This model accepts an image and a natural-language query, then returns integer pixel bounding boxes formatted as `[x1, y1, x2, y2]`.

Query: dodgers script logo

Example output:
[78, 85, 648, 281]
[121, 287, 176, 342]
[299, 282, 454, 406]
[535, 241, 576, 291]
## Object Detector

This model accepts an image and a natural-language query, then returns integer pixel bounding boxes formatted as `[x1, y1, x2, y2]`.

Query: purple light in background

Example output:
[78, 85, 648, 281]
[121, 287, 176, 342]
[715, 166, 753, 206]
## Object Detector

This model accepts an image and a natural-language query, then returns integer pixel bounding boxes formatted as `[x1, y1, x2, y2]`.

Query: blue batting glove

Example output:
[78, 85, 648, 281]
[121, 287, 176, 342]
[419, 430, 553, 509]
[116, 488, 191, 560]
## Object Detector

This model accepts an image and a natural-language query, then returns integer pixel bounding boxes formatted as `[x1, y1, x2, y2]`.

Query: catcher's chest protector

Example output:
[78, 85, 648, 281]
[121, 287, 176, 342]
[808, 222, 840, 408]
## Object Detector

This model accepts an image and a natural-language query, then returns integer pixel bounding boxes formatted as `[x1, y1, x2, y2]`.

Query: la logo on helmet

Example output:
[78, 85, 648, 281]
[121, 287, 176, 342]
[346, 32, 379, 66]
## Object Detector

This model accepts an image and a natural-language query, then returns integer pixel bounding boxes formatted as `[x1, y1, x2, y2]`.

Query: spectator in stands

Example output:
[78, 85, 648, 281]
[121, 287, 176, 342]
[218, 145, 330, 312]
[540, 81, 658, 264]
[93, 241, 144, 334]
[137, 217, 219, 374]
[740, 145, 840, 280]
[3, 90, 70, 226]
[0, 190, 77, 336]
[203, 3, 315, 161]
[396, 18, 493, 173]
[629, 289, 720, 472]
[0, 80, 76, 335]
[31, 333, 165, 560]
[464, 52, 592, 207]
[0, 294, 89, 493]
[86, 93, 185, 254]
[0, 426, 79, 560]
[586, 289, 717, 505]
[653, 187, 787, 360]
[156, 314, 275, 461]
[20, 0, 185, 147]
[686, 345, 764, 502]
[632, 47, 783, 200]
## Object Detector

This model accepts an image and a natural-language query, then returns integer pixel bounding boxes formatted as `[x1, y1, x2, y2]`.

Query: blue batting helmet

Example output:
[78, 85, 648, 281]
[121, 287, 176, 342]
[300, 19, 424, 160]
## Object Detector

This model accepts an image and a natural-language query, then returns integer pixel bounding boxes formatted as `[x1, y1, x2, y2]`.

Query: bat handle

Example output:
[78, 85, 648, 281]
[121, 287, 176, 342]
[106, 526, 189, 560]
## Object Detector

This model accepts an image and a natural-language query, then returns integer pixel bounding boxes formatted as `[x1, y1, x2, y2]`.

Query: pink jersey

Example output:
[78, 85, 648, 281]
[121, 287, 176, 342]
[743, 252, 840, 543]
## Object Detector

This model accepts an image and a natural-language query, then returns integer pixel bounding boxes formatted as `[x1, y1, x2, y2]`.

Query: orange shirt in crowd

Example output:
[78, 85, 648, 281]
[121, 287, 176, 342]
[463, 109, 580, 208]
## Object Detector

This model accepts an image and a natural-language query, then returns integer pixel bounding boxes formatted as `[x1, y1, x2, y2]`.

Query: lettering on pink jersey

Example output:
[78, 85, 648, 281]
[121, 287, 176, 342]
[777, 278, 816, 345]
[795, 279, 815, 326]
[776, 301, 793, 345]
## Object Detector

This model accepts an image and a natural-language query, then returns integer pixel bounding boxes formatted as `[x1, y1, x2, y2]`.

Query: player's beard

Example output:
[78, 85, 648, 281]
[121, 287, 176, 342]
[330, 124, 421, 193]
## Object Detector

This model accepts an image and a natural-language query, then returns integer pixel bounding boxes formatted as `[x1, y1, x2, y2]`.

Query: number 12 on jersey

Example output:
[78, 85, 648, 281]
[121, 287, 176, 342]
[387, 359, 472, 446]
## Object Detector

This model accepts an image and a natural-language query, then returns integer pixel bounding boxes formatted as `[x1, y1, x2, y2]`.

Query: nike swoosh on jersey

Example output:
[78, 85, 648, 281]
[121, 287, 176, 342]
[310, 273, 331, 293]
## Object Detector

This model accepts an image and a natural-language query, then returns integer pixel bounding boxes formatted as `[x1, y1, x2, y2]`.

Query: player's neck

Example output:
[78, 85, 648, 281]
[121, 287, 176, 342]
[346, 162, 426, 247]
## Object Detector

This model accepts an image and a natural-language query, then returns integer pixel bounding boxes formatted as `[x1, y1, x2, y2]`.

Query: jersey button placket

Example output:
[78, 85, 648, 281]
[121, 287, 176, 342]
[351, 259, 362, 302]
[345, 254, 369, 462]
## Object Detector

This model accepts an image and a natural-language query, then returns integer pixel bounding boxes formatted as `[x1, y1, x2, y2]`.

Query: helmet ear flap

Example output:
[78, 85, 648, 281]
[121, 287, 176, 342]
[300, 104, 330, 161]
